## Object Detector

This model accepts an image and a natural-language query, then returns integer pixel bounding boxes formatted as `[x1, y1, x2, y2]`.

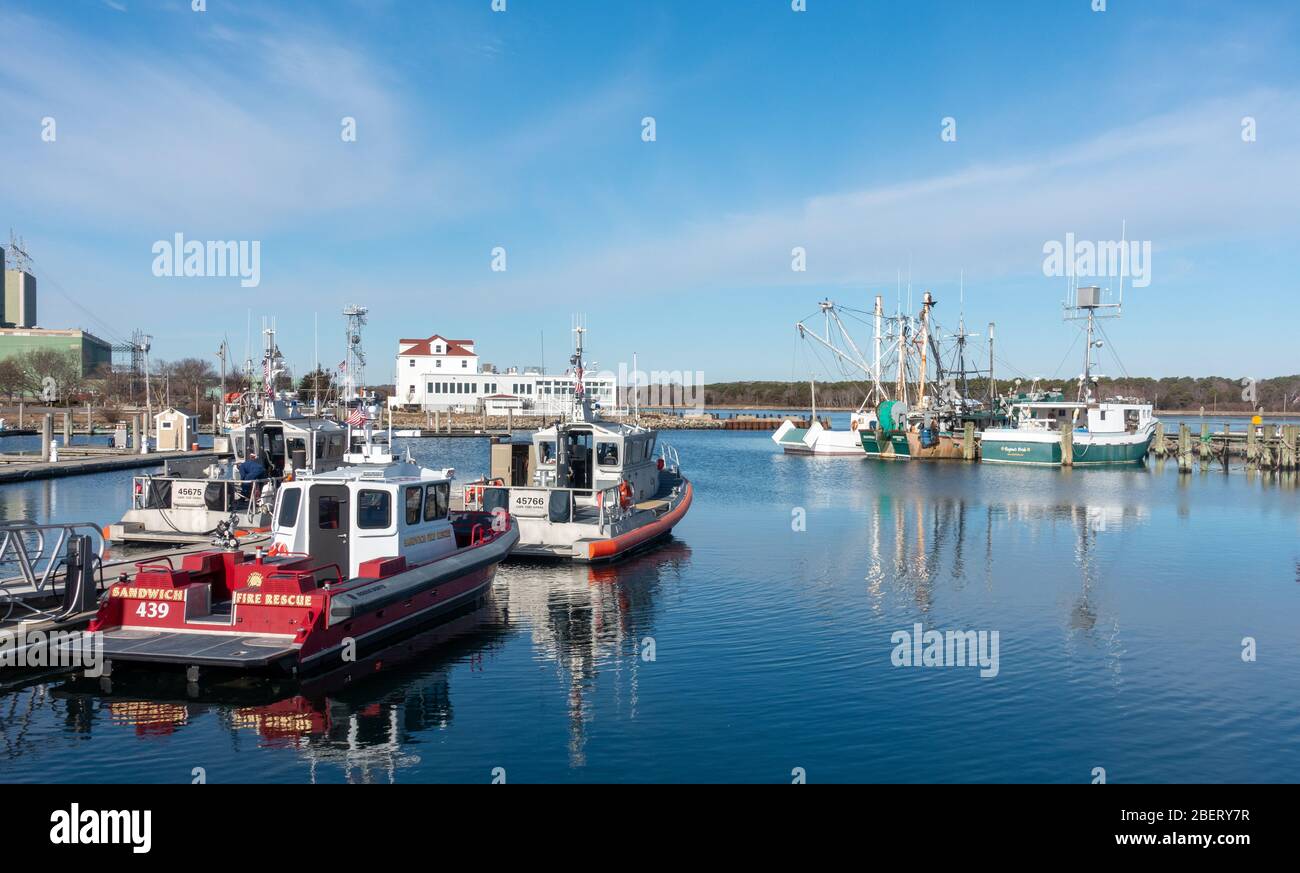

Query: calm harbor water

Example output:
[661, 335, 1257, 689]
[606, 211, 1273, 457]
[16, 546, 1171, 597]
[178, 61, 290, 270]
[1, 425, 1298, 783]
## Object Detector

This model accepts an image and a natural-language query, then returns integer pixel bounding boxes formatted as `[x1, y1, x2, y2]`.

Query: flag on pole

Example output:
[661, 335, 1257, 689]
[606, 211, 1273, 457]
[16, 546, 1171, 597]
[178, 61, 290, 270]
[346, 407, 365, 426]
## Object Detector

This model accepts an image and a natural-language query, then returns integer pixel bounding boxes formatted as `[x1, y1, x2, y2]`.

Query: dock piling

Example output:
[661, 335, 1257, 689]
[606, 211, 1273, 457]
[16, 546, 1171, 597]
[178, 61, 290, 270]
[1178, 423, 1192, 473]
[1154, 422, 1165, 458]
[1061, 427, 1073, 467]
[41, 414, 52, 461]
[963, 421, 975, 461]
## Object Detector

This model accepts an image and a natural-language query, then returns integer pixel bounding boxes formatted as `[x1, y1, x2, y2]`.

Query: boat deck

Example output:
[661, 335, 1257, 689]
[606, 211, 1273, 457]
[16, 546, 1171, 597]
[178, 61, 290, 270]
[97, 628, 298, 669]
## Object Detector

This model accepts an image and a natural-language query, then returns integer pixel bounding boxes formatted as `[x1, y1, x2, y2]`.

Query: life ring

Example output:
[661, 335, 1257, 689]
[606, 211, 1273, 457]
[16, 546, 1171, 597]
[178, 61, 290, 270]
[267, 542, 287, 557]
[618, 479, 633, 508]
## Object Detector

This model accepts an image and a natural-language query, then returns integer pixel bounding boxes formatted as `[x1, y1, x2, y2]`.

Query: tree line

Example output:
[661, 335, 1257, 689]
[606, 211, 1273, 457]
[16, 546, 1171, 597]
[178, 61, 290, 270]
[0, 349, 340, 424]
[703, 375, 1300, 412]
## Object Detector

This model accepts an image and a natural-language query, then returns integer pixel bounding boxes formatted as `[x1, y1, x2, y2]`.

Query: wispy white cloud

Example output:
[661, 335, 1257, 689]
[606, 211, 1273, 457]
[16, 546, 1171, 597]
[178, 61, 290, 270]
[468, 90, 1300, 301]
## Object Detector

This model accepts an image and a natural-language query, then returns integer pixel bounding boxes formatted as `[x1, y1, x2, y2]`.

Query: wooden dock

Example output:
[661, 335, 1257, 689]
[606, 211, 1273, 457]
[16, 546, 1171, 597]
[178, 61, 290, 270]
[0, 448, 219, 483]
[1152, 422, 1300, 472]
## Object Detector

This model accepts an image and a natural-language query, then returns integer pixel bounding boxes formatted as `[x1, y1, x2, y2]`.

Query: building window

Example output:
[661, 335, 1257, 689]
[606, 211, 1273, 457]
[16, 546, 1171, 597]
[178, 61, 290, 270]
[461, 360, 468, 368]
[409, 359, 414, 367]
[426, 382, 433, 392]
[436, 360, 442, 368]
[435, 345, 442, 353]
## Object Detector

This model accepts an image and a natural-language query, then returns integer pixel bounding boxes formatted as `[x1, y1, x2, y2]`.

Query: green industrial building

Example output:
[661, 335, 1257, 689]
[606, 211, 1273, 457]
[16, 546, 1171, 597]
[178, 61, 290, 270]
[0, 258, 113, 377]
[0, 327, 113, 377]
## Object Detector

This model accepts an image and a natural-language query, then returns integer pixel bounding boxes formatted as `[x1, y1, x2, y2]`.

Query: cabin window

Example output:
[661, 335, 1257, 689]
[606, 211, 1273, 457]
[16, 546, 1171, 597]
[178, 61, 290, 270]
[1099, 410, 1107, 420]
[317, 495, 342, 529]
[427, 382, 433, 392]
[357, 489, 392, 529]
[425, 482, 449, 520]
[405, 486, 423, 525]
[597, 442, 619, 466]
[538, 441, 556, 464]
[277, 487, 302, 528]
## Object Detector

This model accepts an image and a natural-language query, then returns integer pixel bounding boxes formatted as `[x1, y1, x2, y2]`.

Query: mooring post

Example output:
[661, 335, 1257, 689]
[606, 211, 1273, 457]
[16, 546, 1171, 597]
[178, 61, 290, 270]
[433, 410, 439, 433]
[1284, 425, 1298, 471]
[1178, 423, 1191, 473]
[131, 415, 140, 452]
[1199, 423, 1210, 472]
[1061, 426, 1073, 467]
[1154, 421, 1165, 457]
[963, 421, 975, 461]
[1222, 423, 1231, 472]
[41, 413, 53, 461]
[1246, 423, 1258, 468]
[507, 408, 513, 433]
[62, 412, 73, 446]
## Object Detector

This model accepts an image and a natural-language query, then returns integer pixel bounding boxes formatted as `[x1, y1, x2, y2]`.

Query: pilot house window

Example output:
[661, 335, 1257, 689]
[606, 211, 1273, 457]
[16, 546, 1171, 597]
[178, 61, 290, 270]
[425, 483, 449, 520]
[405, 486, 423, 525]
[357, 490, 392, 529]
[596, 442, 619, 466]
[277, 488, 302, 528]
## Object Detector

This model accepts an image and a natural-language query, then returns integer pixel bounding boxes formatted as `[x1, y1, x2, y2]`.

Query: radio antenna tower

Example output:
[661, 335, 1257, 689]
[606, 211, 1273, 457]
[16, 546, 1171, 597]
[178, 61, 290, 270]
[343, 304, 369, 404]
[7, 230, 31, 273]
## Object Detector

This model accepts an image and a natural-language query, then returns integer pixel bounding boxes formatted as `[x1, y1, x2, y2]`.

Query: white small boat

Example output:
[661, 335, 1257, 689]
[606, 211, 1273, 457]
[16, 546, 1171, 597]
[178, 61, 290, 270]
[463, 327, 691, 562]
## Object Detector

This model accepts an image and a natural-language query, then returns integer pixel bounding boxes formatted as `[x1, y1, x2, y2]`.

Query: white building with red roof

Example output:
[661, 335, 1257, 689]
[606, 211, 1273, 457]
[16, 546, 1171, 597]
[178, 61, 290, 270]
[392, 333, 615, 415]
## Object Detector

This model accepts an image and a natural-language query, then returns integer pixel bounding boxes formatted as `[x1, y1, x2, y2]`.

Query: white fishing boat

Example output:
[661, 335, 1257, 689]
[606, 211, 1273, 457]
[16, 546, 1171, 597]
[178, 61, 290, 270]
[980, 284, 1157, 466]
[463, 326, 692, 562]
[773, 299, 886, 456]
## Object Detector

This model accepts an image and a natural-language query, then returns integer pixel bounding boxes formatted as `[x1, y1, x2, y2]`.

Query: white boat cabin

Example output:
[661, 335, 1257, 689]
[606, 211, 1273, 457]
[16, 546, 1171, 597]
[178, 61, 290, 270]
[529, 419, 660, 505]
[1008, 400, 1154, 434]
[229, 399, 348, 479]
[270, 450, 458, 579]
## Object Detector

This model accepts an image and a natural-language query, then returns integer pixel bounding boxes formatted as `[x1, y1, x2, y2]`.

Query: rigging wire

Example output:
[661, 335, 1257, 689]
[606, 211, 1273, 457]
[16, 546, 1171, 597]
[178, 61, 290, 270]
[22, 255, 131, 347]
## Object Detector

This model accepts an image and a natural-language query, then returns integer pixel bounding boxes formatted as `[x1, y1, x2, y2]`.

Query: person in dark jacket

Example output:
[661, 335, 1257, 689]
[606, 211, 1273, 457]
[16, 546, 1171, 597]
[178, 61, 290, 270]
[237, 451, 268, 504]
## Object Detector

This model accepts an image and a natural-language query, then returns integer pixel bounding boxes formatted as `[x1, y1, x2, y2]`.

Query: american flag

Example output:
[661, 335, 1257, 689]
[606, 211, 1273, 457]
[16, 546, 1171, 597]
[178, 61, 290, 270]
[346, 406, 365, 426]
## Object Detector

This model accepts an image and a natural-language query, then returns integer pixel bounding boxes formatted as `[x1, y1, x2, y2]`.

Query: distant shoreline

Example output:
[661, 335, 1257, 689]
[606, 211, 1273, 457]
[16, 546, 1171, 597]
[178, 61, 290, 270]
[693, 403, 1300, 417]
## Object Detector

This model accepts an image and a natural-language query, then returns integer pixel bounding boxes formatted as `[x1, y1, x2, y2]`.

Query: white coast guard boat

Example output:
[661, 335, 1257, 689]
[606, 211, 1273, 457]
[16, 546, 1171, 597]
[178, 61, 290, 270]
[463, 327, 692, 562]
[109, 328, 346, 545]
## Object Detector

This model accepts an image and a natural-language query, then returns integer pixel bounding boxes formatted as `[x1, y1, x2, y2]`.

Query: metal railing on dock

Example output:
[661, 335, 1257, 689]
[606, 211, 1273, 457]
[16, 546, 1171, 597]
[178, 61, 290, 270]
[0, 520, 105, 604]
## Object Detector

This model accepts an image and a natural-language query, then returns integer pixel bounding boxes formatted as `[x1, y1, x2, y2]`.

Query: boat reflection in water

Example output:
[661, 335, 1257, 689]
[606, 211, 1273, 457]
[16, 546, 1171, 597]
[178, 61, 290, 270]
[498, 539, 692, 766]
[55, 600, 511, 783]
[856, 492, 1147, 683]
[50, 539, 691, 778]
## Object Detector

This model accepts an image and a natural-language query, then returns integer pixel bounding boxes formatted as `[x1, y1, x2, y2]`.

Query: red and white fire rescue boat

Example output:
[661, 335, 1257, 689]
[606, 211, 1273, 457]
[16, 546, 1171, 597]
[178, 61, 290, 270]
[87, 439, 518, 676]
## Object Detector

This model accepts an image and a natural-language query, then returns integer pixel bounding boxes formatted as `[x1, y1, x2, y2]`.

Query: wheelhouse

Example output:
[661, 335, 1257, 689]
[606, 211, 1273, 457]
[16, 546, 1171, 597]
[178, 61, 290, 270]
[272, 467, 457, 579]
[533, 421, 659, 503]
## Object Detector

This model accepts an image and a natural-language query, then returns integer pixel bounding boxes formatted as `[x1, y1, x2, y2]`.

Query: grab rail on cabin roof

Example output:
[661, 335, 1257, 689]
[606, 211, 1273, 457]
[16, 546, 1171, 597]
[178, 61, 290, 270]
[0, 520, 106, 599]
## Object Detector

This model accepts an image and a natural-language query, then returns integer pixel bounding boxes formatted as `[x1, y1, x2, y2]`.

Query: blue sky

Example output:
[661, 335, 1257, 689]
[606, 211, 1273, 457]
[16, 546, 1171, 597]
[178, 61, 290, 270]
[1, 0, 1297, 385]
